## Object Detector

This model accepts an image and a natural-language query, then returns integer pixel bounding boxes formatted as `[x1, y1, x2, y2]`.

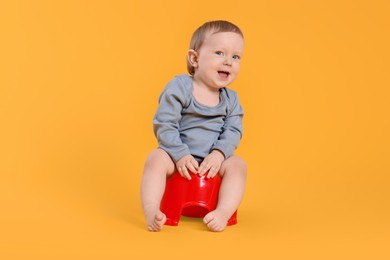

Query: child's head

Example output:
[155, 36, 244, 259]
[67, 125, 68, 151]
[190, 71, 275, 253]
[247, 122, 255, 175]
[186, 20, 244, 76]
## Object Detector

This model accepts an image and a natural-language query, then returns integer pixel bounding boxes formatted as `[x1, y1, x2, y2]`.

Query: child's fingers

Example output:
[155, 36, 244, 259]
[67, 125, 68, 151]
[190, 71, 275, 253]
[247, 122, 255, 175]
[191, 158, 199, 170]
[198, 163, 211, 176]
[187, 164, 197, 174]
[179, 166, 192, 180]
[186, 159, 198, 174]
[207, 166, 219, 178]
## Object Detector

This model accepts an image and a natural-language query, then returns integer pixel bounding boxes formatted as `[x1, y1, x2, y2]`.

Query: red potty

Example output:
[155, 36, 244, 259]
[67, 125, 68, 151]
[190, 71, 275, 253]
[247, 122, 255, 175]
[160, 172, 237, 226]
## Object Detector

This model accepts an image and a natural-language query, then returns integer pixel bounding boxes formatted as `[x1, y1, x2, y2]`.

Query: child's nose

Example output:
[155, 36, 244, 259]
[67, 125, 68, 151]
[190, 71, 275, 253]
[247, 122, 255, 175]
[223, 57, 232, 66]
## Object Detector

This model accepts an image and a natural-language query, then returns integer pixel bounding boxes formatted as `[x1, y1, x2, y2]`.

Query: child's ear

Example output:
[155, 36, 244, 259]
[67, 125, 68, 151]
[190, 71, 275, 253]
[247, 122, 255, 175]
[187, 49, 199, 68]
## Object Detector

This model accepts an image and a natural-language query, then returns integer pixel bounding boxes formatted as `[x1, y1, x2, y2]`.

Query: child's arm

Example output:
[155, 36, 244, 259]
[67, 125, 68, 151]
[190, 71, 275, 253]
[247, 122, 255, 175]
[153, 77, 197, 179]
[153, 80, 190, 161]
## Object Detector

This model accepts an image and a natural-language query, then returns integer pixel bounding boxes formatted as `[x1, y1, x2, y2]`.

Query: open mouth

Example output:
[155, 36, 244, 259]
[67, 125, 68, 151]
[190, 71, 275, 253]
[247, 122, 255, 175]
[218, 71, 230, 78]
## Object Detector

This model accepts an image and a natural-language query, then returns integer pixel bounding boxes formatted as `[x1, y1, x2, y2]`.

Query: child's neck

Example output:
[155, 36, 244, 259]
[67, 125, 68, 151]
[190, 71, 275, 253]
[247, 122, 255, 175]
[192, 81, 221, 107]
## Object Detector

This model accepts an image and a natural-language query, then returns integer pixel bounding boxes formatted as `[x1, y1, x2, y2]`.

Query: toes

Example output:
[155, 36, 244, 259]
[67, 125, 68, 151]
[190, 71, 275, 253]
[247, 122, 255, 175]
[146, 211, 166, 232]
[203, 211, 227, 232]
[151, 223, 162, 231]
[208, 221, 225, 232]
[207, 219, 220, 232]
[153, 212, 166, 231]
[148, 225, 156, 232]
[203, 216, 212, 225]
[203, 212, 214, 224]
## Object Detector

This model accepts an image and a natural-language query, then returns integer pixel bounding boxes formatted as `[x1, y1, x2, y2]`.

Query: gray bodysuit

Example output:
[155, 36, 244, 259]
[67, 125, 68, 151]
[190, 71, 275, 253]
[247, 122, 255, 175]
[153, 74, 244, 163]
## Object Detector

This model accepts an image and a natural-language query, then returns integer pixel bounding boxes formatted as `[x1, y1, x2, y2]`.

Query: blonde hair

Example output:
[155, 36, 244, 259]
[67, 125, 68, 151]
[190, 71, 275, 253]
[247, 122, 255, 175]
[187, 20, 244, 75]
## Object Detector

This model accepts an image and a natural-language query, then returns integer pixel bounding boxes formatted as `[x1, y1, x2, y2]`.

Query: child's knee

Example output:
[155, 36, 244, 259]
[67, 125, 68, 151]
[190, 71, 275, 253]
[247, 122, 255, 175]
[221, 156, 247, 176]
[234, 156, 247, 171]
[144, 149, 175, 172]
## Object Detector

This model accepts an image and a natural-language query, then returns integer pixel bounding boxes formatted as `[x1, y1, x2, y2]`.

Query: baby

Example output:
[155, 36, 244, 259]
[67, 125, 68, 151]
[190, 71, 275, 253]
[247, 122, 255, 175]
[141, 20, 247, 232]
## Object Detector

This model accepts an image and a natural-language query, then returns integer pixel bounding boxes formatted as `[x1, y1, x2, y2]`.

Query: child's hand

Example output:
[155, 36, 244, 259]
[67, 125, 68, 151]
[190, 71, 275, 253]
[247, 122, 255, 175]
[198, 150, 225, 178]
[176, 154, 199, 180]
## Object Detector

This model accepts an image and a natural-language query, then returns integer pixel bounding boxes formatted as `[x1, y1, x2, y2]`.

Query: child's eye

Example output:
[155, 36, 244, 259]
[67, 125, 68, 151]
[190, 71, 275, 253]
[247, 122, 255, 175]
[215, 51, 224, 56]
[233, 55, 241, 60]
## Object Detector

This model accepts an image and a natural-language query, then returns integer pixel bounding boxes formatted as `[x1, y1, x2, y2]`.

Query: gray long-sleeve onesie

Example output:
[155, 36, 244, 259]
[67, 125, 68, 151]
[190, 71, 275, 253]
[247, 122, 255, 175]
[153, 74, 244, 163]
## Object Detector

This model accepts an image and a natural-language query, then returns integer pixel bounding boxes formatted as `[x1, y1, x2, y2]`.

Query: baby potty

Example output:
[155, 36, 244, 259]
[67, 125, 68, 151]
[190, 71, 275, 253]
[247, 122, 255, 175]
[160, 172, 237, 226]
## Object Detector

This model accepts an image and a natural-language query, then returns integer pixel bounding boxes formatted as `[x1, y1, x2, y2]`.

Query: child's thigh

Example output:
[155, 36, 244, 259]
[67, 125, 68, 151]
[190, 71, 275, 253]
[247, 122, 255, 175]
[145, 149, 176, 176]
[219, 155, 247, 177]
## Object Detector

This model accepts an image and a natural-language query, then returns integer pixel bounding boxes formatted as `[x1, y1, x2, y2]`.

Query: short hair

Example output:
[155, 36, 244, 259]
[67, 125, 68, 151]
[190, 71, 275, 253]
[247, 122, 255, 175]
[187, 20, 244, 75]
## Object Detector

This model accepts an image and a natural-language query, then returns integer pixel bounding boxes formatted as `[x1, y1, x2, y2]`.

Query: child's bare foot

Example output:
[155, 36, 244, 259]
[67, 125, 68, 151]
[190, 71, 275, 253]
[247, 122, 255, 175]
[203, 209, 230, 232]
[145, 207, 166, 232]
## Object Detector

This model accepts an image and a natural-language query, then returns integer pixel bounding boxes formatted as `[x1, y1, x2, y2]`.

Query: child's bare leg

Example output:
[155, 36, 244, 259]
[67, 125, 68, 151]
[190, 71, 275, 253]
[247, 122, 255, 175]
[203, 156, 247, 232]
[141, 149, 175, 231]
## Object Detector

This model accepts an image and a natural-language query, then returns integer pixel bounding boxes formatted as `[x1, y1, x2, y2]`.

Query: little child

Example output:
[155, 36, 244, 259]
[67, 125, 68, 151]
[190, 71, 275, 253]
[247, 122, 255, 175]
[141, 20, 247, 232]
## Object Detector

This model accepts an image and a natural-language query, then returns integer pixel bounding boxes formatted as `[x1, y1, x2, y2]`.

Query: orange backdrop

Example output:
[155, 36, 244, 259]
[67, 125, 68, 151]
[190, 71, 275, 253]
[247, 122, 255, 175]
[1, 0, 389, 259]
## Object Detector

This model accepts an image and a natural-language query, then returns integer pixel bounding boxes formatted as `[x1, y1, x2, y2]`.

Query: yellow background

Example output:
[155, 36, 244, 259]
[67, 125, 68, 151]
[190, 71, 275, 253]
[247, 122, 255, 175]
[1, 0, 389, 259]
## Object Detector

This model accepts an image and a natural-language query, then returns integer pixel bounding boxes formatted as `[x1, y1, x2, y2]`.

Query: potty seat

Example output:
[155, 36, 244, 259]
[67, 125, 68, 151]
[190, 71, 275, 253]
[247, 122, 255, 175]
[160, 172, 237, 226]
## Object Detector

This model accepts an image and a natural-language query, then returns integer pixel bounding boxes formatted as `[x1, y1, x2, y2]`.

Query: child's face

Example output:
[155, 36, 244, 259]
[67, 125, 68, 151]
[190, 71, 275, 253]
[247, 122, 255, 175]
[191, 31, 244, 90]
